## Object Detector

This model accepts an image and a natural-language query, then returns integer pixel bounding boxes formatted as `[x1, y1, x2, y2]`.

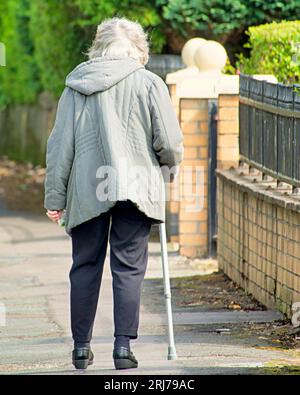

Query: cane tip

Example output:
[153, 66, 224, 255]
[167, 347, 178, 360]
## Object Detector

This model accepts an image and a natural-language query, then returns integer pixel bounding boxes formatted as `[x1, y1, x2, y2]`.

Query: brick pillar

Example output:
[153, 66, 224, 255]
[178, 99, 209, 258]
[217, 94, 239, 169]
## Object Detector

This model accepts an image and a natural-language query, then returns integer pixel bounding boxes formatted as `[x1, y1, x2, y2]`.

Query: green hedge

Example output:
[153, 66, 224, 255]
[237, 20, 300, 84]
[0, 0, 40, 107]
[1, 1, 300, 107]
[29, 0, 88, 98]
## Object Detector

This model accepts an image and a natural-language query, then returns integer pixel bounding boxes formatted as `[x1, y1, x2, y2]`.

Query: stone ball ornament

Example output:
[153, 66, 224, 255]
[194, 40, 227, 72]
[181, 38, 207, 68]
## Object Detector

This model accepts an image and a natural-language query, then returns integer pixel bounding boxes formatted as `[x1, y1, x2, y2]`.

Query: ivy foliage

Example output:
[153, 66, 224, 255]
[157, 0, 300, 39]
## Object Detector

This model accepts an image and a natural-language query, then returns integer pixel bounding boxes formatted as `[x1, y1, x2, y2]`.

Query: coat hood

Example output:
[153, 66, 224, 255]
[65, 56, 144, 95]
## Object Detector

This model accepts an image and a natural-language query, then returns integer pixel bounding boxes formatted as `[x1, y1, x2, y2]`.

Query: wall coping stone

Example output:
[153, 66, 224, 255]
[166, 74, 277, 99]
[216, 168, 300, 212]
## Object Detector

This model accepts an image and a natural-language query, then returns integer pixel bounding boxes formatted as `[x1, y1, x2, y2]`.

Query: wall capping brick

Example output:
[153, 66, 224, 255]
[217, 168, 300, 213]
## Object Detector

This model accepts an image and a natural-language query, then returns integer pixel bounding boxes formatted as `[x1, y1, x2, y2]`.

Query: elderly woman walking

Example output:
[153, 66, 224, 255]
[44, 17, 183, 370]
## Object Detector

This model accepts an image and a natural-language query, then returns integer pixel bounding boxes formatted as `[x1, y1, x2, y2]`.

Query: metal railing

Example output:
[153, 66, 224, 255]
[239, 74, 300, 188]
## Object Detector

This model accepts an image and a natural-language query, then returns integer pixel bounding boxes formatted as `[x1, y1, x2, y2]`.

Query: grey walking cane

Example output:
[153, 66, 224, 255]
[159, 222, 177, 360]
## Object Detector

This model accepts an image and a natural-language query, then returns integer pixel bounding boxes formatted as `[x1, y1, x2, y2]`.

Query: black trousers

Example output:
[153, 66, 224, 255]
[70, 201, 152, 343]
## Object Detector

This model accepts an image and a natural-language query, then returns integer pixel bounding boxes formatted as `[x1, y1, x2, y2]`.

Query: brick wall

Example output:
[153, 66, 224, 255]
[217, 168, 300, 317]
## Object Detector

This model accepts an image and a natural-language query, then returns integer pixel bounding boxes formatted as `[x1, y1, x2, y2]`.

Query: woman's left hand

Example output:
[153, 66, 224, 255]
[46, 210, 63, 223]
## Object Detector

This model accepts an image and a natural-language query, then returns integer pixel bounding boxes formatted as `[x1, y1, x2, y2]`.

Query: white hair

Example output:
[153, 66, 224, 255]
[87, 17, 149, 65]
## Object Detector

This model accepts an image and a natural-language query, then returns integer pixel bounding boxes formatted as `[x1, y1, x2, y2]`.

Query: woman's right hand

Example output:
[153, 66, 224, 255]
[46, 210, 63, 223]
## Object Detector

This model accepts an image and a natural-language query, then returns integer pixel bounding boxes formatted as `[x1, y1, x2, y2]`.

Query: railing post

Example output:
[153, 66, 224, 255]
[276, 82, 279, 182]
[293, 84, 299, 188]
[247, 75, 251, 165]
[262, 80, 265, 174]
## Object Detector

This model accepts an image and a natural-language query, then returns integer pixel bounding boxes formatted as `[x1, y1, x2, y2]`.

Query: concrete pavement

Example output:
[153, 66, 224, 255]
[0, 206, 299, 375]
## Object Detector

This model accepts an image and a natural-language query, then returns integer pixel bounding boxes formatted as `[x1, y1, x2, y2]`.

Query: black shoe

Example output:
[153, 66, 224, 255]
[113, 347, 138, 370]
[72, 347, 94, 370]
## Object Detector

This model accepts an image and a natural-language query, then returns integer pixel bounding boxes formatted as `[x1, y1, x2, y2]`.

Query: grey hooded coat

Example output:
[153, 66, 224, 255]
[44, 56, 184, 234]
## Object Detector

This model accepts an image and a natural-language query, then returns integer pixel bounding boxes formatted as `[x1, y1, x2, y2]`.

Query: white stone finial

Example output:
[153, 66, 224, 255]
[181, 38, 206, 68]
[194, 40, 227, 74]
